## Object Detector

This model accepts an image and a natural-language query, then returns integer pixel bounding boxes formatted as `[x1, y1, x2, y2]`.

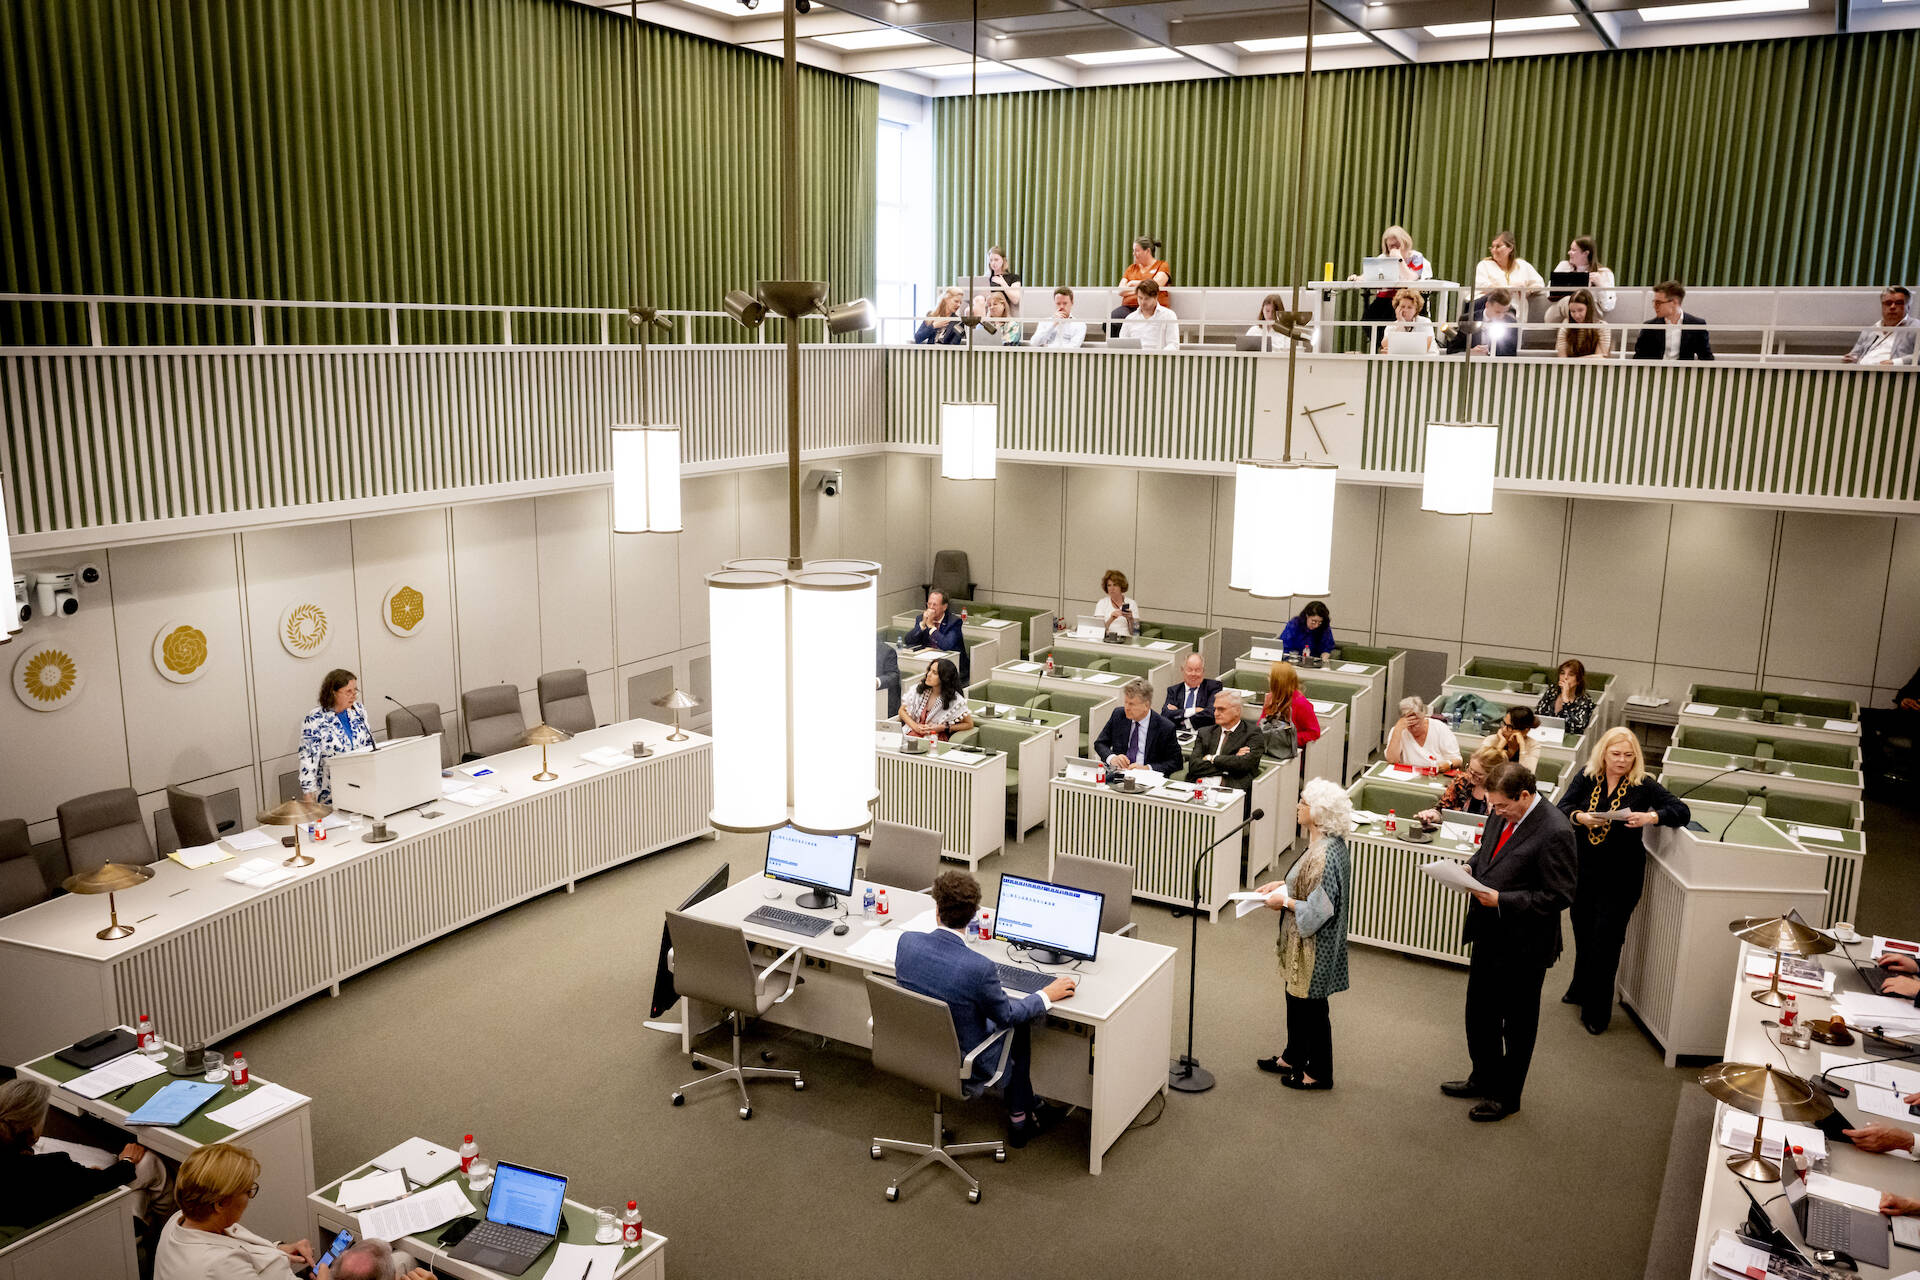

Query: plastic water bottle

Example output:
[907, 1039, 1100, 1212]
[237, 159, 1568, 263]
[1385, 809, 1398, 835]
[966, 913, 981, 941]
[621, 1201, 642, 1246]
[978, 909, 993, 942]
[862, 886, 876, 919]
[459, 1135, 478, 1175]
[876, 888, 889, 917]
[229, 1048, 250, 1090]
[1045, 655, 1055, 677]
[136, 1014, 163, 1058]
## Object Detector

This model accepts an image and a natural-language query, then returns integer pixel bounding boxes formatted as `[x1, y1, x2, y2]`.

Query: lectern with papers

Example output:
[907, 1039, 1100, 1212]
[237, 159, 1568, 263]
[327, 735, 441, 818]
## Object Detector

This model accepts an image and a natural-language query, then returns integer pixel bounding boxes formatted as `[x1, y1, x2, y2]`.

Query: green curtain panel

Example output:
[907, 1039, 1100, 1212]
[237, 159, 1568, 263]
[0, 0, 876, 344]
[933, 32, 1920, 292]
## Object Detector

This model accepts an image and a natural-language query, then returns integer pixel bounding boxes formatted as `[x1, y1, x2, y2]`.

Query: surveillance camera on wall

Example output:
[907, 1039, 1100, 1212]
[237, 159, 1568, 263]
[809, 468, 844, 498]
[32, 571, 78, 618]
[12, 575, 28, 626]
[78, 563, 102, 586]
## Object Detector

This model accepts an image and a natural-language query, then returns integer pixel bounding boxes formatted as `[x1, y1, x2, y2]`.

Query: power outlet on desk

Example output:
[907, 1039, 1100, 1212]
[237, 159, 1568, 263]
[804, 955, 833, 971]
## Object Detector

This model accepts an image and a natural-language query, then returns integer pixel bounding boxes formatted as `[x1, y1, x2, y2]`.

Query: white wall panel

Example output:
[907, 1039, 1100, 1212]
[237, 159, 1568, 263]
[242, 523, 362, 764]
[109, 536, 253, 795]
[1061, 468, 1135, 608]
[1134, 471, 1215, 617]
[1765, 512, 1892, 688]
[929, 472, 998, 594]
[1375, 488, 1472, 642]
[736, 469, 788, 563]
[535, 490, 617, 677]
[1656, 505, 1774, 674]
[1559, 500, 1670, 663]
[883, 454, 931, 601]
[990, 464, 1064, 601]
[1876, 517, 1920, 694]
[349, 510, 457, 733]
[613, 526, 682, 667]
[835, 454, 892, 569]
[1462, 495, 1566, 653]
[677, 474, 739, 649]
[451, 500, 542, 696]
[1325, 483, 1381, 633]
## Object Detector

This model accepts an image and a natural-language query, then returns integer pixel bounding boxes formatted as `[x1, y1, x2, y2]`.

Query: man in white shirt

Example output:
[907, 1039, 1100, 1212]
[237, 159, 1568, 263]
[1118, 279, 1179, 351]
[1842, 285, 1917, 365]
[1030, 288, 1087, 349]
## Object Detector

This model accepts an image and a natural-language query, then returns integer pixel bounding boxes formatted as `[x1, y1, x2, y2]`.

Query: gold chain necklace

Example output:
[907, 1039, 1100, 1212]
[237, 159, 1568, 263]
[1585, 773, 1626, 846]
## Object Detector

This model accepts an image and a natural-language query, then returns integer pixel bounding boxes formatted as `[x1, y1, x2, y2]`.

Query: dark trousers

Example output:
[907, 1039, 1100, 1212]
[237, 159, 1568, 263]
[1107, 303, 1136, 337]
[1464, 939, 1548, 1109]
[1863, 706, 1920, 794]
[997, 1023, 1035, 1116]
[1284, 992, 1333, 1082]
[1566, 876, 1643, 1029]
[1358, 292, 1397, 350]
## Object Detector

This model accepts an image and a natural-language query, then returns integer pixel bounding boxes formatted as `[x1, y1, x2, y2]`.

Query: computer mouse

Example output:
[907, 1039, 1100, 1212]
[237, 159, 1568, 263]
[832, 923, 850, 936]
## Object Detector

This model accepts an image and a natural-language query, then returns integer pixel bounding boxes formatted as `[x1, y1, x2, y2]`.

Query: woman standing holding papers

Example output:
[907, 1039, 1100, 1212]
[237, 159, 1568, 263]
[1255, 778, 1352, 1090]
[1555, 727, 1689, 1034]
[299, 668, 374, 804]
[899, 658, 975, 741]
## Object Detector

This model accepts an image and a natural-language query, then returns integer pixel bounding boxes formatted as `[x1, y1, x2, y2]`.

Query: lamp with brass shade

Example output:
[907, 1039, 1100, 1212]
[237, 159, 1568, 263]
[522, 723, 573, 781]
[651, 688, 700, 742]
[258, 797, 333, 868]
[1697, 1060, 1833, 1182]
[62, 863, 155, 940]
[1729, 911, 1835, 1007]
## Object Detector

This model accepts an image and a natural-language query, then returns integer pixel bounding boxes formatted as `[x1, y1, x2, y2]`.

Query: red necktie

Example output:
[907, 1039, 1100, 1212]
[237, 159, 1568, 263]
[1489, 822, 1517, 863]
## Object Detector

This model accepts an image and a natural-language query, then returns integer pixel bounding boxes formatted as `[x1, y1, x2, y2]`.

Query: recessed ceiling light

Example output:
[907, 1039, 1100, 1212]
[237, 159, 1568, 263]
[1637, 0, 1805, 19]
[814, 27, 930, 48]
[1067, 46, 1184, 64]
[1425, 14, 1580, 35]
[1236, 31, 1372, 50]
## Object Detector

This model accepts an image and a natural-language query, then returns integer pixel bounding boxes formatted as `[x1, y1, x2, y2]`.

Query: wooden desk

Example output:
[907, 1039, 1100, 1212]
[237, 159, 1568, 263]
[0, 720, 712, 1064]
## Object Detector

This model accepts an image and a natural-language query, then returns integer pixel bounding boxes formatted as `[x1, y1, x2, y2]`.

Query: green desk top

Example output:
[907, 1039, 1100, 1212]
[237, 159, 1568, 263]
[1664, 747, 1860, 787]
[25, 1042, 297, 1146]
[1680, 801, 1804, 852]
[1336, 643, 1405, 665]
[998, 660, 1128, 687]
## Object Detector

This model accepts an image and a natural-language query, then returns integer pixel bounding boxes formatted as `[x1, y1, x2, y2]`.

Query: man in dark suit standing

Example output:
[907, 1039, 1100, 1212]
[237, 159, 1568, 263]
[1441, 762, 1577, 1122]
[1183, 689, 1261, 789]
[1162, 653, 1224, 733]
[877, 640, 902, 718]
[1632, 279, 1715, 361]
[1094, 678, 1183, 777]
[895, 871, 1076, 1145]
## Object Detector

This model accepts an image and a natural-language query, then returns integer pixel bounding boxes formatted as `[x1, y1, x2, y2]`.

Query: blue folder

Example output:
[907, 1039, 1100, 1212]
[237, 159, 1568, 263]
[125, 1080, 223, 1126]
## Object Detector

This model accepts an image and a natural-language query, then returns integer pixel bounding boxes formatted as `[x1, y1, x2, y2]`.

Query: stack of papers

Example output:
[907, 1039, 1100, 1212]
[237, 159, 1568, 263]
[320, 812, 353, 831]
[1742, 951, 1834, 995]
[1873, 936, 1919, 962]
[170, 843, 233, 869]
[1440, 821, 1482, 847]
[1805, 1172, 1880, 1212]
[1229, 890, 1276, 919]
[1704, 1229, 1822, 1280]
[1832, 991, 1920, 1038]
[372, 1137, 462, 1185]
[579, 746, 632, 768]
[337, 1169, 408, 1210]
[1419, 861, 1489, 894]
[68, 1052, 168, 1099]
[1625, 694, 1670, 707]
[1718, 1111, 1829, 1161]
[225, 829, 278, 851]
[356, 1181, 472, 1241]
[206, 1083, 300, 1129]
[225, 859, 300, 890]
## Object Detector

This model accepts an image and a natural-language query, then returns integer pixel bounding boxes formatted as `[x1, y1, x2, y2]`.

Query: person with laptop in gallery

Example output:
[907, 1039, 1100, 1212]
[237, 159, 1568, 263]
[1545, 234, 1617, 322]
[1841, 285, 1916, 365]
[899, 658, 975, 742]
[1107, 234, 1171, 336]
[1096, 678, 1184, 777]
[1029, 287, 1087, 349]
[1473, 231, 1546, 308]
[1347, 225, 1434, 340]
[1554, 289, 1613, 359]
[1118, 279, 1180, 351]
[1163, 652, 1224, 734]
[1632, 280, 1715, 360]
[1253, 778, 1354, 1091]
[1444, 288, 1522, 357]
[1378, 287, 1436, 354]
[1183, 688, 1260, 789]
[1554, 727, 1690, 1036]
[1247, 293, 1296, 352]
[895, 871, 1077, 1146]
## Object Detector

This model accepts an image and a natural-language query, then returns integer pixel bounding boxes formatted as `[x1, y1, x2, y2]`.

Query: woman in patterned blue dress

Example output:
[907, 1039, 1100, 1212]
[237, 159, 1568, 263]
[298, 668, 374, 803]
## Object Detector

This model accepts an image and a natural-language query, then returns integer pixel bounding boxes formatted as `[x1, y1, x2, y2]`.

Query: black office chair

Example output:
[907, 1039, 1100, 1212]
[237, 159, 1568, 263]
[0, 819, 50, 915]
[536, 668, 598, 736]
[56, 788, 156, 876]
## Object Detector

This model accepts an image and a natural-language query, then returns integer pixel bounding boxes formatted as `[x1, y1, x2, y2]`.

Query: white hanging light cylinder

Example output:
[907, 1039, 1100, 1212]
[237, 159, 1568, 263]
[788, 571, 878, 834]
[611, 424, 682, 533]
[1230, 460, 1337, 598]
[1280, 462, 1337, 597]
[1421, 421, 1498, 516]
[706, 570, 790, 831]
[940, 402, 998, 481]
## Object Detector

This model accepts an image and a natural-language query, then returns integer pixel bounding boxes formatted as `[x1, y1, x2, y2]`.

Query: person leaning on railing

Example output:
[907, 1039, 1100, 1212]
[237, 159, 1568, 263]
[1445, 288, 1520, 357]
[1554, 289, 1612, 359]
[913, 288, 968, 345]
[1842, 285, 1916, 365]
[1631, 280, 1714, 361]
[1030, 288, 1087, 349]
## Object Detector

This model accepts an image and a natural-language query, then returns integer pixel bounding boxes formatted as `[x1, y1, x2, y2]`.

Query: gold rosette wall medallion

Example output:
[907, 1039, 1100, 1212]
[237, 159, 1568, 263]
[153, 621, 210, 684]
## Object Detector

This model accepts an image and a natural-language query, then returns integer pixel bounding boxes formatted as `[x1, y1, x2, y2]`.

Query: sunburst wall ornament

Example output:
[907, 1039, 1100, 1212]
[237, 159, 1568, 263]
[382, 583, 425, 638]
[278, 602, 331, 658]
[13, 640, 84, 710]
[153, 621, 209, 683]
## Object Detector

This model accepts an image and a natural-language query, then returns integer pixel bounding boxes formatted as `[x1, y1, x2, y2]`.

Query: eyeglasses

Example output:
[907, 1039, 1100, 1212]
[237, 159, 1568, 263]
[247, 1183, 260, 1199]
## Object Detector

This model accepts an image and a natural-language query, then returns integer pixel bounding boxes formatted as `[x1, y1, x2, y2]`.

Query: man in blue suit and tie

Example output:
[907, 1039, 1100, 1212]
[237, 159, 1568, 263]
[1094, 678, 1184, 776]
[903, 590, 969, 685]
[894, 871, 1077, 1146]
[1161, 653, 1223, 733]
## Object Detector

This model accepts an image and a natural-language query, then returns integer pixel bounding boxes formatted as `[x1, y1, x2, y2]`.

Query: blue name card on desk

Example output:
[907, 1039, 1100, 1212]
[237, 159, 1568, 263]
[125, 1080, 223, 1126]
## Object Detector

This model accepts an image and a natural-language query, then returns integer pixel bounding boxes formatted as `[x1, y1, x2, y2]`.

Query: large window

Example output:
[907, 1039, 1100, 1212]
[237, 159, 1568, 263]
[874, 101, 933, 343]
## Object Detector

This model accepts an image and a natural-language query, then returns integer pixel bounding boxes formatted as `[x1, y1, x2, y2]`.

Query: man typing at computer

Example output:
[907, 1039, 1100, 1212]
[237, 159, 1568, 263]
[894, 872, 1075, 1148]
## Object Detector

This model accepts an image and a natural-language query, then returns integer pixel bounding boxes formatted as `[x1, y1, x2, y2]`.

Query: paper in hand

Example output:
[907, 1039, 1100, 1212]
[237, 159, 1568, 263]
[1228, 891, 1275, 919]
[1419, 860, 1490, 895]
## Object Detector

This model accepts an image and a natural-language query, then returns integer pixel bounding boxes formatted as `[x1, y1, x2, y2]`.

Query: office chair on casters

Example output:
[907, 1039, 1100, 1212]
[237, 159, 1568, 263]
[1052, 852, 1139, 937]
[865, 975, 1011, 1204]
[665, 911, 807, 1119]
[863, 820, 941, 893]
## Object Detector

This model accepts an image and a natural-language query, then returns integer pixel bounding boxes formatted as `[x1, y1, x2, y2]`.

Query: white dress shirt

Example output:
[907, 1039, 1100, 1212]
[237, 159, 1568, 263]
[1474, 257, 1546, 299]
[1120, 306, 1180, 351]
[1031, 318, 1088, 349]
[1394, 717, 1461, 769]
[1663, 318, 1683, 360]
[1093, 595, 1138, 635]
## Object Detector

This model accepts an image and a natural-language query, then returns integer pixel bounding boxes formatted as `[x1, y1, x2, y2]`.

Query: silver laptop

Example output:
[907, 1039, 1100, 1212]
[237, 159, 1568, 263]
[1536, 715, 1567, 732]
[1783, 1151, 1889, 1267]
[1236, 332, 1272, 352]
[1105, 337, 1143, 351]
[1359, 256, 1400, 282]
[1384, 328, 1429, 355]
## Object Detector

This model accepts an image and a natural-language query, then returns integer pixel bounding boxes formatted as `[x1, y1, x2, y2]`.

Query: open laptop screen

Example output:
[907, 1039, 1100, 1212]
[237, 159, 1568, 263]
[487, 1163, 567, 1234]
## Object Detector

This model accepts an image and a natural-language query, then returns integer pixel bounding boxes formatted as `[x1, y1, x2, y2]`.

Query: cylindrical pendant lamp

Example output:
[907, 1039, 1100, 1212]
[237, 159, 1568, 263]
[705, 570, 790, 831]
[940, 402, 998, 481]
[1420, 421, 1498, 515]
[611, 424, 682, 533]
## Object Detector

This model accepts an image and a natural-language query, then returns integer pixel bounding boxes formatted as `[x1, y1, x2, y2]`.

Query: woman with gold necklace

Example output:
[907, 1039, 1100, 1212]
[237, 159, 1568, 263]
[1555, 727, 1689, 1035]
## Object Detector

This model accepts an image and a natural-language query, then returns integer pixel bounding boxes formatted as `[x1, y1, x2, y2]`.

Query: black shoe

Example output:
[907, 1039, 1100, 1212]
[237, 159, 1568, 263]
[1469, 1100, 1517, 1122]
[1256, 1056, 1297, 1077]
[1030, 1102, 1069, 1134]
[1560, 992, 1579, 1005]
[1005, 1115, 1034, 1149]
[1280, 1074, 1333, 1091]
[1440, 1079, 1489, 1099]
[1583, 1017, 1608, 1035]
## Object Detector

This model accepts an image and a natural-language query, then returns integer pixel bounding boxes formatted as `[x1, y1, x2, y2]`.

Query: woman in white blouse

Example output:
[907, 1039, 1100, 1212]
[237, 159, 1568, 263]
[899, 658, 975, 741]
[1094, 569, 1138, 636]
[156, 1144, 325, 1280]
[1473, 231, 1545, 307]
[1547, 235, 1617, 323]
[1384, 696, 1462, 771]
[1247, 293, 1294, 352]
[1378, 288, 1435, 354]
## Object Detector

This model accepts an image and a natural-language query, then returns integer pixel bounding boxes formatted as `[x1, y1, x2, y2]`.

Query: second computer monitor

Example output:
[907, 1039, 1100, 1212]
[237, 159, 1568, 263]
[994, 874, 1104, 965]
[764, 825, 858, 909]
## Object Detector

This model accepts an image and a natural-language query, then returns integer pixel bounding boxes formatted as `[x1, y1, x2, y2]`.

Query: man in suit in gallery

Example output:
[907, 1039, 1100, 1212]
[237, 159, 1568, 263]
[1440, 762, 1577, 1122]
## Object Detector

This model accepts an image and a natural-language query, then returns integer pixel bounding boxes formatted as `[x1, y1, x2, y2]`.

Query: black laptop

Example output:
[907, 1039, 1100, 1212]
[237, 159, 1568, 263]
[1548, 269, 1590, 299]
[447, 1161, 568, 1275]
[1782, 1147, 1890, 1267]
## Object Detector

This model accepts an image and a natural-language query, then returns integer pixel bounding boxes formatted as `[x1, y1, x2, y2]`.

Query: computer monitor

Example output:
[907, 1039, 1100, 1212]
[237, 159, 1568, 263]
[994, 874, 1104, 965]
[484, 1162, 567, 1235]
[763, 825, 858, 909]
[649, 862, 731, 1018]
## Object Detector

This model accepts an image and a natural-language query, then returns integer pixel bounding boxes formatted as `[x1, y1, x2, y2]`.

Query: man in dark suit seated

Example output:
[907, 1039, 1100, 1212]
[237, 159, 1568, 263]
[1632, 279, 1715, 361]
[1094, 678, 1183, 777]
[877, 639, 902, 718]
[1444, 288, 1521, 356]
[1184, 690, 1261, 790]
[1440, 762, 1577, 1123]
[903, 590, 968, 684]
[894, 871, 1077, 1146]
[1161, 654, 1223, 733]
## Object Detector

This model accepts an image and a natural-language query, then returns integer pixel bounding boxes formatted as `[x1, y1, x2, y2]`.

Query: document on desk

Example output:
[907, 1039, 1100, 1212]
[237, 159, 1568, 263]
[205, 1082, 300, 1129]
[1719, 1111, 1828, 1161]
[68, 1052, 168, 1099]
[1859, 1086, 1920, 1123]
[1787, 823, 1846, 843]
[980, 619, 1015, 629]
[1440, 822, 1482, 847]
[1824, 719, 1859, 732]
[356, 1180, 472, 1240]
[336, 1169, 408, 1210]
[1873, 935, 1920, 962]
[942, 748, 986, 764]
[1336, 662, 1368, 673]
[372, 1137, 462, 1185]
[1419, 860, 1489, 895]
[170, 843, 233, 869]
[1529, 725, 1565, 746]
[1682, 702, 1719, 717]
[1805, 1173, 1881, 1213]
[1819, 1052, 1920, 1096]
[225, 829, 278, 851]
[1083, 672, 1122, 685]
[1706, 1228, 1770, 1280]
[224, 858, 301, 890]
[1833, 992, 1920, 1034]
[1009, 661, 1041, 673]
[443, 785, 499, 807]
[579, 747, 632, 769]
[1145, 640, 1177, 651]
[547, 1244, 626, 1280]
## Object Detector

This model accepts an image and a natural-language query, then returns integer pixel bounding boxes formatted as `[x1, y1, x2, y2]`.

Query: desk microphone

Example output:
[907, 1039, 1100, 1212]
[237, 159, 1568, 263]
[1715, 785, 1766, 842]
[384, 693, 430, 742]
[1813, 1041, 1920, 1099]
[1670, 764, 1772, 801]
[358, 699, 382, 751]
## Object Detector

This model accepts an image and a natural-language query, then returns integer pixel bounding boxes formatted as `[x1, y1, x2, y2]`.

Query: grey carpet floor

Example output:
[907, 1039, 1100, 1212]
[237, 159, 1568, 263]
[236, 796, 1920, 1280]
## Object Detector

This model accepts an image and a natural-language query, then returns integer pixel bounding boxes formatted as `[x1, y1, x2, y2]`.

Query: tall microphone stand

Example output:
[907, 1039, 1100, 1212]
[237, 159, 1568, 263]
[1169, 806, 1265, 1094]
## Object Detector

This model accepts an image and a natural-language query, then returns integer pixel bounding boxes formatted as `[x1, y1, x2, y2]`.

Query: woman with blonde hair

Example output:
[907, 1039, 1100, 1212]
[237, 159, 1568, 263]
[913, 288, 967, 345]
[1260, 661, 1322, 749]
[1418, 742, 1508, 823]
[156, 1143, 326, 1279]
[1254, 777, 1353, 1089]
[1554, 726, 1690, 1034]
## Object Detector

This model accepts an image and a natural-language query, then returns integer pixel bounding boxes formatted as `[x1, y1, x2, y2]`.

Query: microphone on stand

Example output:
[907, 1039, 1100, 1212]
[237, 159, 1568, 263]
[1168, 807, 1266, 1095]
[383, 693, 430, 743]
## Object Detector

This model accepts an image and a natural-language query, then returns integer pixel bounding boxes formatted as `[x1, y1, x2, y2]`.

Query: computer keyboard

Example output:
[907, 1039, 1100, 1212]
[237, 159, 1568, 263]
[745, 905, 834, 937]
[466, 1220, 551, 1254]
[995, 963, 1053, 994]
[1804, 1196, 1852, 1249]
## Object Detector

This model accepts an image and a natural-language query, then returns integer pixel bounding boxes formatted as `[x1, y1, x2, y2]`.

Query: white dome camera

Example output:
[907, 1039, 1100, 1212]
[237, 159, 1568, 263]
[32, 570, 78, 618]
[78, 563, 102, 586]
[11, 575, 28, 626]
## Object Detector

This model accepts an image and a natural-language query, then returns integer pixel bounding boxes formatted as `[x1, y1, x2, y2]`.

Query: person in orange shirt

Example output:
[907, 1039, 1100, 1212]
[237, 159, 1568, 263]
[1109, 235, 1171, 336]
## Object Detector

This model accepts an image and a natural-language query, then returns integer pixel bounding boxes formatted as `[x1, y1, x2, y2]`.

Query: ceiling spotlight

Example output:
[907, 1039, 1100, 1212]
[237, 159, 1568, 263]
[724, 289, 769, 329]
[627, 305, 674, 335]
[738, 0, 758, 8]
[795, 0, 812, 13]
[823, 297, 876, 335]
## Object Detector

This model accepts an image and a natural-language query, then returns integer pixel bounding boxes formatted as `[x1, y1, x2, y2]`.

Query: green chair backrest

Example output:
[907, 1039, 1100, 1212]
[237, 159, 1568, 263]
[1349, 780, 1437, 815]
[1762, 793, 1856, 829]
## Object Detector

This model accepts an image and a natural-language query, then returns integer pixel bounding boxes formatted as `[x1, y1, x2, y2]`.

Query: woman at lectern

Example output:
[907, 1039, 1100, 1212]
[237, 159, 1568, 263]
[299, 668, 374, 804]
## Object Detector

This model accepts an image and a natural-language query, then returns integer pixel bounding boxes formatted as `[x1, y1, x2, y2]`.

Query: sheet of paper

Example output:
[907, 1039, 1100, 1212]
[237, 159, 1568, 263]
[1625, 694, 1670, 707]
[580, 746, 632, 768]
[444, 786, 497, 807]
[320, 812, 353, 830]
[1248, 647, 1283, 662]
[1337, 662, 1368, 673]
[1804, 1172, 1881, 1213]
[874, 732, 905, 752]
[1009, 661, 1040, 673]
[1083, 672, 1121, 685]
[942, 749, 986, 764]
[981, 619, 1015, 629]
[1824, 719, 1859, 732]
[1419, 860, 1489, 895]
[224, 858, 300, 889]
[1145, 640, 1177, 651]
[1833, 991, 1920, 1029]
[845, 927, 903, 965]
[1741, 951, 1834, 994]
[169, 843, 233, 869]
[336, 1169, 408, 1210]
[1819, 1052, 1920, 1095]
[372, 1137, 461, 1185]
[1892, 1221, 1920, 1253]
[224, 829, 277, 851]
[1873, 936, 1920, 961]
[1440, 822, 1482, 847]
[1706, 1228, 1770, 1280]
[1682, 701, 1718, 716]
[547, 1243, 628, 1280]
[1310, 700, 1335, 713]
[1351, 809, 1381, 824]
[1229, 891, 1275, 919]
[1859, 1086, 1920, 1123]
[205, 1082, 300, 1129]
[67, 1052, 168, 1099]
[355, 1180, 473, 1241]
[1718, 1111, 1828, 1161]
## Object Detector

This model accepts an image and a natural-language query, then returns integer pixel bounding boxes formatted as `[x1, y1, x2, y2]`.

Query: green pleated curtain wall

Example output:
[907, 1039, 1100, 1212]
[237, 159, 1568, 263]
[932, 31, 1920, 291]
[0, 0, 876, 345]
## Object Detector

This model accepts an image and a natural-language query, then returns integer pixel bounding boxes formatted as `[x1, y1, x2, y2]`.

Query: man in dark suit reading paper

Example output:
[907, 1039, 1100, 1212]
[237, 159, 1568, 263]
[1440, 762, 1577, 1122]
